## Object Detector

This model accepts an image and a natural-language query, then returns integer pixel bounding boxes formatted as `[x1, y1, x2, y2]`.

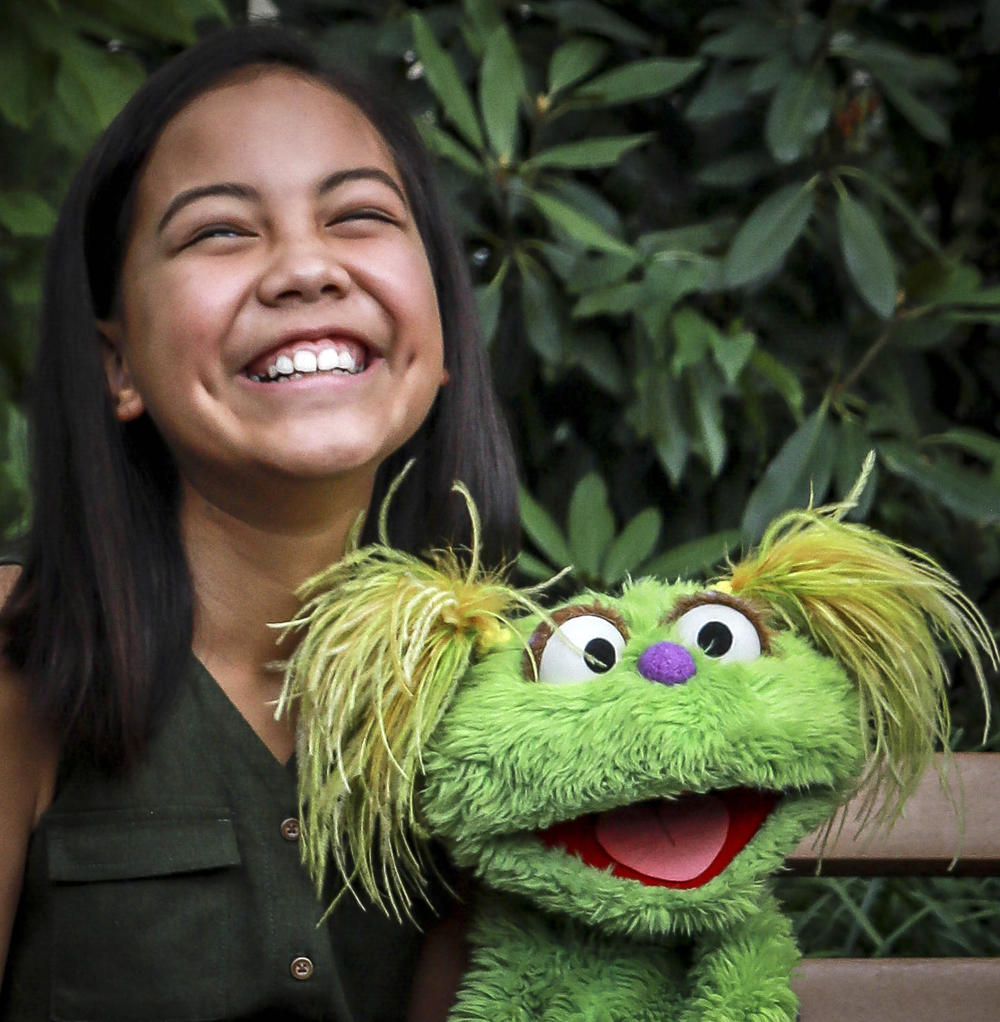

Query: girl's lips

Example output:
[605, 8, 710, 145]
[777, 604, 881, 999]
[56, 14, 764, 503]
[243, 336, 369, 379]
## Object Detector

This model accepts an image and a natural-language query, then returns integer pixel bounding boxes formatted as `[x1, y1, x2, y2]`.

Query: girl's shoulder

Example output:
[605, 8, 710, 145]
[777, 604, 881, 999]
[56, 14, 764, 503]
[1, 564, 59, 828]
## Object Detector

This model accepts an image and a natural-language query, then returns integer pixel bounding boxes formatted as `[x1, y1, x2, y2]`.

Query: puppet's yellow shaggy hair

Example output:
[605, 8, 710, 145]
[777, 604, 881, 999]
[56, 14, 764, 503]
[722, 505, 996, 826]
[276, 479, 539, 917]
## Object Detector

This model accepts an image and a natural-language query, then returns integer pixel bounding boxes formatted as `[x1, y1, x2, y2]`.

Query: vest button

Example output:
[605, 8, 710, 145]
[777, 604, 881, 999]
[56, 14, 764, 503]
[290, 956, 314, 981]
[280, 817, 301, 842]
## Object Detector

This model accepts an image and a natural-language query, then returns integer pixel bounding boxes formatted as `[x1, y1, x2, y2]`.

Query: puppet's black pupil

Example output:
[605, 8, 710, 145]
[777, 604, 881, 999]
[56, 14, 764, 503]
[584, 637, 617, 673]
[697, 622, 733, 657]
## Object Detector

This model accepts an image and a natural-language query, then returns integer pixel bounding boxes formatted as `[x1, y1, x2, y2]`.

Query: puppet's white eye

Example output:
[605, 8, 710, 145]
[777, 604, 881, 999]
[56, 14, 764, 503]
[674, 603, 762, 663]
[536, 614, 627, 685]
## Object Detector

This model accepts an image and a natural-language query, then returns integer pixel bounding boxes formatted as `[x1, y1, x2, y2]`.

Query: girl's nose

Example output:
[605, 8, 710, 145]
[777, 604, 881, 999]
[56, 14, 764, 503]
[258, 237, 352, 305]
[637, 641, 697, 685]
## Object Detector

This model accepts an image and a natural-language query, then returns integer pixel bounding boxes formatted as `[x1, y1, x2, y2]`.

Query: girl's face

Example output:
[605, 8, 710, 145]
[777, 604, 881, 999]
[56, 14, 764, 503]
[101, 68, 445, 513]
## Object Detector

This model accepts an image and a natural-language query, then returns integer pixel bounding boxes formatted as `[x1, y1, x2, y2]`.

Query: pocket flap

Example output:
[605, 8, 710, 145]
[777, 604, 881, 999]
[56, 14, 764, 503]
[48, 808, 241, 882]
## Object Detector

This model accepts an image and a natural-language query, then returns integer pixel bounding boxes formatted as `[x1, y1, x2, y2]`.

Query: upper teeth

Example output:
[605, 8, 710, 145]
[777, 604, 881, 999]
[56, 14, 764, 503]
[256, 344, 361, 382]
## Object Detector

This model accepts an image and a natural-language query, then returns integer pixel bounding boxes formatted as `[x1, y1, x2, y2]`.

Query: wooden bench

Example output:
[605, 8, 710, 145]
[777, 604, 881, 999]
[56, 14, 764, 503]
[789, 753, 1000, 1021]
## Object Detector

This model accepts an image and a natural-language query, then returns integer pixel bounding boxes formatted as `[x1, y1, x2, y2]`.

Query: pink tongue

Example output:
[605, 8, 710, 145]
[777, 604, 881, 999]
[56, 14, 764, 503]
[595, 796, 730, 882]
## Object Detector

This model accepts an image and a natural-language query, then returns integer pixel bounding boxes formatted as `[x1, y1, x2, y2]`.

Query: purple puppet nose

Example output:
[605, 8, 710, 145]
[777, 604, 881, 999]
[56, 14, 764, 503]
[637, 641, 697, 685]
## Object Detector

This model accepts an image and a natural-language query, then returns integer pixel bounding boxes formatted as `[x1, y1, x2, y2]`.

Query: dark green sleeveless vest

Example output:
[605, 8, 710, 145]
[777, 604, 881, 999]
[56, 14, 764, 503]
[0, 657, 426, 1021]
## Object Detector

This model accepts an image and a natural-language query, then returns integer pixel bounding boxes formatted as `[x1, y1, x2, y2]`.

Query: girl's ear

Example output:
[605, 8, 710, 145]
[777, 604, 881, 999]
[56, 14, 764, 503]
[97, 321, 145, 422]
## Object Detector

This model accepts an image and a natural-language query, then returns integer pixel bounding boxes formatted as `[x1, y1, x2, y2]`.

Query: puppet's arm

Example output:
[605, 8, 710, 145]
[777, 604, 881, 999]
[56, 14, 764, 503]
[449, 890, 686, 1022]
[679, 892, 799, 1022]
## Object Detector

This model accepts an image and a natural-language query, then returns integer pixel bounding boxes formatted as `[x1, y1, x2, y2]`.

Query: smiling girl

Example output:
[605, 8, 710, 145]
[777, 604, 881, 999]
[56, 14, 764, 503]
[0, 25, 517, 1022]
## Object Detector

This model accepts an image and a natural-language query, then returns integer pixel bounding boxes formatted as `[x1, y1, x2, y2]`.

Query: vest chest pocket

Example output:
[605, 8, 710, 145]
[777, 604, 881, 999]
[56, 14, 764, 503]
[46, 808, 242, 1022]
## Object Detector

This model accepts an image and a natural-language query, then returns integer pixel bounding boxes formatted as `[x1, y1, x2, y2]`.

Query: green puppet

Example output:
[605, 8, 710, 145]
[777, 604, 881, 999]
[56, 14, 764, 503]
[278, 483, 996, 1021]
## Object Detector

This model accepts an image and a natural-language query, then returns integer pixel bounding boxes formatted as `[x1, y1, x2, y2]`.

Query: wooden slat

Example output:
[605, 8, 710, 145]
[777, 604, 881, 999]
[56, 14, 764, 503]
[793, 957, 1000, 1022]
[787, 753, 1000, 875]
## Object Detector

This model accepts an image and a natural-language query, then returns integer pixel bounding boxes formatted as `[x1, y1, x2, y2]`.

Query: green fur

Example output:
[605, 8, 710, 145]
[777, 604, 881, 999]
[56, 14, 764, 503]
[283, 501, 997, 1019]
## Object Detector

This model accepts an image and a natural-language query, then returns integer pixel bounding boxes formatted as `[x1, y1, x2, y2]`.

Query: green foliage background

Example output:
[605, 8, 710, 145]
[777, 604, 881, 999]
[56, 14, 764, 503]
[2, 0, 999, 960]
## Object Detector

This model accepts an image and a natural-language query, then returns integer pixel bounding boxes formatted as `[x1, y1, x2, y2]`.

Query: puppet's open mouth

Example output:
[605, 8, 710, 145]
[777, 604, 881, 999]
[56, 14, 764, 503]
[536, 788, 780, 888]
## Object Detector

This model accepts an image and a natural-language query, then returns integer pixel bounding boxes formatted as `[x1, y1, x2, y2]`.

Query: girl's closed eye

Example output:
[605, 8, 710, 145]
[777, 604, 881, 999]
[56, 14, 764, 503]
[185, 223, 255, 246]
[329, 206, 401, 231]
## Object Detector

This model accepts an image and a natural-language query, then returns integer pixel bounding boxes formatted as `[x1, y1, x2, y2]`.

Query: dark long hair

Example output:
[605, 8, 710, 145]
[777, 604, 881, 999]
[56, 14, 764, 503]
[1, 25, 519, 771]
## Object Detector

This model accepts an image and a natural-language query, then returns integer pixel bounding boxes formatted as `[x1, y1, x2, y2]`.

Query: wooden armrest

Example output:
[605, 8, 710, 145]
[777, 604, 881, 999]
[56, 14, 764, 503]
[788, 753, 1000, 875]
[793, 957, 1000, 1021]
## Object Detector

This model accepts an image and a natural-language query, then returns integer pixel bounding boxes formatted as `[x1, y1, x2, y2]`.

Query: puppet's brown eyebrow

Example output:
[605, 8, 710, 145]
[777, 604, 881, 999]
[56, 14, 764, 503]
[156, 182, 259, 234]
[317, 167, 408, 207]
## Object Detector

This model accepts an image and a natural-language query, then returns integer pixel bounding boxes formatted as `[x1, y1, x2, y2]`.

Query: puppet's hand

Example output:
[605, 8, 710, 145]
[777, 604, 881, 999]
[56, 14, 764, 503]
[678, 893, 799, 1022]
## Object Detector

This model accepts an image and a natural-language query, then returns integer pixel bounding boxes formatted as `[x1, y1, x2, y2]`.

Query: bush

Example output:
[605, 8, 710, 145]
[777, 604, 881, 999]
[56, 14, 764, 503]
[2, 0, 998, 959]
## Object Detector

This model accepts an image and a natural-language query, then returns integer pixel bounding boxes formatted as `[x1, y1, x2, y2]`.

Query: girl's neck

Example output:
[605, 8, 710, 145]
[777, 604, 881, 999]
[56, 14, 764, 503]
[179, 475, 373, 761]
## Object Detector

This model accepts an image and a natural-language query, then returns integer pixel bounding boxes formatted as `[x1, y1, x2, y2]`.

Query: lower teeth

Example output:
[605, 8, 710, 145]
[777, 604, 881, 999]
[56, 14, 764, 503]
[249, 367, 358, 383]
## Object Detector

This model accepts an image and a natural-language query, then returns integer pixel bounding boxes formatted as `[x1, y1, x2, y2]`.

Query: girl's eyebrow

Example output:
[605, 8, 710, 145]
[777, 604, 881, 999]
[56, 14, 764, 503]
[317, 167, 408, 207]
[155, 167, 407, 235]
[156, 182, 257, 234]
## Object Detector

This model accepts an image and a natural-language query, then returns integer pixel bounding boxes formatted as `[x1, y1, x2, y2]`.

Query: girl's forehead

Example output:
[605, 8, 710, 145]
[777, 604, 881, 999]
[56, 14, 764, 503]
[134, 68, 400, 214]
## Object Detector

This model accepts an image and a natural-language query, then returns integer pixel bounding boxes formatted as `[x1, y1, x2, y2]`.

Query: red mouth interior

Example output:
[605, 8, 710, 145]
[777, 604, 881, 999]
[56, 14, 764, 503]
[536, 788, 780, 889]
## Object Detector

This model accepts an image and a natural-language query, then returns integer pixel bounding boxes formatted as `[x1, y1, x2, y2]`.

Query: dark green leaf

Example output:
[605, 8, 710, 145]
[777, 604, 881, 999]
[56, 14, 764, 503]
[576, 58, 703, 106]
[527, 190, 634, 257]
[652, 252, 723, 295]
[0, 192, 57, 237]
[903, 262, 984, 307]
[711, 325, 755, 385]
[690, 371, 727, 476]
[877, 75, 950, 144]
[536, 2, 652, 47]
[671, 307, 715, 374]
[462, 0, 504, 46]
[548, 178, 624, 236]
[880, 442, 1000, 524]
[640, 258, 718, 337]
[567, 472, 615, 578]
[643, 529, 741, 581]
[572, 281, 642, 319]
[55, 39, 145, 131]
[516, 549, 558, 581]
[749, 52, 795, 94]
[832, 37, 960, 88]
[547, 37, 608, 95]
[92, 0, 220, 43]
[839, 166, 942, 255]
[520, 264, 563, 362]
[416, 120, 483, 176]
[741, 405, 833, 540]
[474, 262, 506, 345]
[695, 153, 772, 188]
[603, 507, 661, 583]
[527, 133, 654, 170]
[701, 18, 782, 59]
[519, 486, 572, 567]
[791, 13, 825, 63]
[686, 67, 754, 121]
[638, 221, 735, 255]
[628, 365, 688, 481]
[836, 189, 897, 318]
[480, 24, 525, 161]
[724, 181, 815, 287]
[922, 429, 1000, 468]
[0, 31, 57, 128]
[765, 66, 834, 163]
[411, 13, 484, 150]
[890, 314, 955, 350]
[572, 333, 627, 397]
[986, 0, 1000, 51]
[565, 249, 634, 292]
[834, 419, 878, 518]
